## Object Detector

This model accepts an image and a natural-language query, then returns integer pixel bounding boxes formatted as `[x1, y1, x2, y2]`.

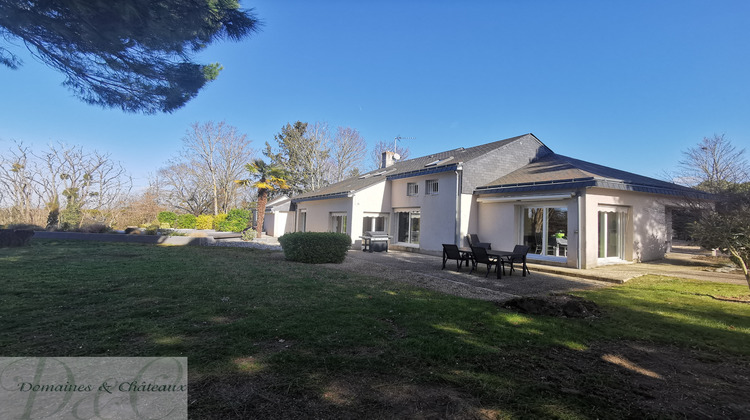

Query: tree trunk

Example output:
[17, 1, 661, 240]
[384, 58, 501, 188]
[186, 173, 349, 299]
[256, 189, 268, 237]
[729, 248, 750, 291]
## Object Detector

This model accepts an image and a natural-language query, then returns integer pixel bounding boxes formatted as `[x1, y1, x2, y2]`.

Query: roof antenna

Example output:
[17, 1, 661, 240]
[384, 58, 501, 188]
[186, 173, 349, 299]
[394, 135, 415, 160]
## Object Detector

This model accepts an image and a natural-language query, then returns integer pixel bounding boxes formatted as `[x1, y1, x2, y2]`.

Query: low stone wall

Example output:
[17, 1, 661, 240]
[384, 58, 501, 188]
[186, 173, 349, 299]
[33, 231, 216, 246]
[0, 229, 35, 247]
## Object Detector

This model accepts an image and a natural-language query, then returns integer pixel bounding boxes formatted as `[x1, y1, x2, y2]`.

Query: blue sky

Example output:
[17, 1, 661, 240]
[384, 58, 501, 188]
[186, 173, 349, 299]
[1, 1, 748, 190]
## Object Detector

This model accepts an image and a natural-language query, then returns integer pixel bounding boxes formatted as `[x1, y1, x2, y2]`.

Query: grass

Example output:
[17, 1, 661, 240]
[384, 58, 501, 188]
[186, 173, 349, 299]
[1, 240, 749, 418]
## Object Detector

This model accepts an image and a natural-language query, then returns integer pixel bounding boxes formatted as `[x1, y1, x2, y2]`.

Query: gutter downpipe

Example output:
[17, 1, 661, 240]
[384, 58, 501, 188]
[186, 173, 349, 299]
[577, 191, 583, 269]
[455, 166, 463, 246]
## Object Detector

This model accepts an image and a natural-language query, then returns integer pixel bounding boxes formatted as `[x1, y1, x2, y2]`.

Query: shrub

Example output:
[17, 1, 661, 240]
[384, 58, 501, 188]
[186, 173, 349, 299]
[213, 213, 227, 230]
[144, 224, 159, 235]
[46, 208, 59, 230]
[241, 228, 256, 241]
[78, 223, 111, 233]
[217, 218, 245, 232]
[6, 223, 45, 231]
[175, 214, 197, 229]
[196, 214, 213, 230]
[278, 232, 352, 264]
[0, 229, 35, 247]
[217, 209, 250, 232]
[157, 211, 177, 228]
[60, 206, 82, 231]
[227, 208, 251, 224]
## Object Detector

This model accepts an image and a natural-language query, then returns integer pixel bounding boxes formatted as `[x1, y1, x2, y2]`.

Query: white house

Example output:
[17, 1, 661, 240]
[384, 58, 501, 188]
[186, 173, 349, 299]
[288, 134, 709, 268]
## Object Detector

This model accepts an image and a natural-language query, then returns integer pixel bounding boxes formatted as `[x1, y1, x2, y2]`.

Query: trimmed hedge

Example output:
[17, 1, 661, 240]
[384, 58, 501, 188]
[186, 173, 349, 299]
[175, 214, 197, 229]
[0, 229, 34, 247]
[157, 211, 177, 228]
[278, 232, 352, 264]
[217, 208, 250, 232]
[196, 215, 213, 230]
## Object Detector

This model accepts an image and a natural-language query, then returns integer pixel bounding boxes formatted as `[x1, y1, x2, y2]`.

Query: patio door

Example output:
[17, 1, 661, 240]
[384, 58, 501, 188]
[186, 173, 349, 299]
[396, 211, 420, 245]
[598, 208, 626, 261]
[522, 206, 568, 258]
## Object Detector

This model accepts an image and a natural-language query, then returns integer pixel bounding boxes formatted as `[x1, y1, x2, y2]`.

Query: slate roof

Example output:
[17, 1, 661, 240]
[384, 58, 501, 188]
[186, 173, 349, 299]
[475, 154, 712, 199]
[292, 134, 536, 202]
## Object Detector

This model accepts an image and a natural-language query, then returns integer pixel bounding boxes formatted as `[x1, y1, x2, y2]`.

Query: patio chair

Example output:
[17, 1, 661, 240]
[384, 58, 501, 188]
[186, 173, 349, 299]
[470, 245, 502, 277]
[506, 245, 530, 276]
[467, 234, 491, 250]
[442, 244, 472, 271]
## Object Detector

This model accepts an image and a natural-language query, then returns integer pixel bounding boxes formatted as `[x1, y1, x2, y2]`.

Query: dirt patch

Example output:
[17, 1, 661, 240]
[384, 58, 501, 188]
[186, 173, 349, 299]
[536, 341, 750, 419]
[712, 295, 750, 303]
[502, 294, 601, 318]
[188, 340, 750, 419]
[189, 373, 490, 419]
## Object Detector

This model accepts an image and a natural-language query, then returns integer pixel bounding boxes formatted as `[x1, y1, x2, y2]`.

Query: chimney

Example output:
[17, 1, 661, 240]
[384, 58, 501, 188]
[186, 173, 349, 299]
[381, 151, 396, 169]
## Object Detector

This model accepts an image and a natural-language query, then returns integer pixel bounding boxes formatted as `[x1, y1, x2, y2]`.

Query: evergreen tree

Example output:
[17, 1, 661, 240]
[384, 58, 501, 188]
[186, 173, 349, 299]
[0, 0, 260, 113]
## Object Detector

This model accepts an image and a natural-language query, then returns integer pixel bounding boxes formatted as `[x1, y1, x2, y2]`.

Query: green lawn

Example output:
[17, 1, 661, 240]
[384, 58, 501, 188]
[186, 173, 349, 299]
[2, 240, 749, 419]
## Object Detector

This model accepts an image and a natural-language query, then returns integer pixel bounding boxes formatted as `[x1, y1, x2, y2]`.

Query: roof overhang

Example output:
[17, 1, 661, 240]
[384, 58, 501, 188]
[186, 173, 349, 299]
[386, 163, 459, 180]
[477, 193, 575, 203]
[291, 191, 353, 203]
[475, 177, 712, 200]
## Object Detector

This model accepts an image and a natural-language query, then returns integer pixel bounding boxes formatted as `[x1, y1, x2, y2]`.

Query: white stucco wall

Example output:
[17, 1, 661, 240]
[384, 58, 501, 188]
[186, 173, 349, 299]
[263, 211, 295, 237]
[351, 181, 390, 241]
[459, 193, 476, 248]
[295, 197, 353, 239]
[390, 171, 459, 252]
[581, 188, 674, 267]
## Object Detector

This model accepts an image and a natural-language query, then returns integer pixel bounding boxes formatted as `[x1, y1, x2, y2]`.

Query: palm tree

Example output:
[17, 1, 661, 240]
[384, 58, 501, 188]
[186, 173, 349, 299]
[236, 159, 289, 237]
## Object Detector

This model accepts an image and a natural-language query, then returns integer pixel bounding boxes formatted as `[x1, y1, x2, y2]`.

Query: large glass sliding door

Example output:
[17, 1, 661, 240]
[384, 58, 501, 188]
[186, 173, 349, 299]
[522, 206, 568, 257]
[598, 209, 625, 260]
[396, 211, 420, 245]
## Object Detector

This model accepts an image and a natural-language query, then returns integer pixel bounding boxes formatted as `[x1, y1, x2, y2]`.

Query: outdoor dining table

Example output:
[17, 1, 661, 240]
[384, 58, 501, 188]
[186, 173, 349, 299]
[460, 248, 528, 279]
[488, 250, 529, 279]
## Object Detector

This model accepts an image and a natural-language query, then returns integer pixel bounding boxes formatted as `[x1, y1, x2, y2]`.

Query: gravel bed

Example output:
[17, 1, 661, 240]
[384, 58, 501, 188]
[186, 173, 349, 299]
[205, 239, 282, 251]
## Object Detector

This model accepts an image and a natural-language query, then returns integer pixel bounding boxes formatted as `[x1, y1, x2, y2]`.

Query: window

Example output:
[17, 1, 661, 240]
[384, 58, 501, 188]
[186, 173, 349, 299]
[522, 206, 568, 257]
[362, 214, 388, 235]
[299, 210, 307, 232]
[407, 183, 419, 196]
[396, 211, 420, 244]
[330, 212, 347, 234]
[598, 208, 627, 260]
[426, 179, 439, 195]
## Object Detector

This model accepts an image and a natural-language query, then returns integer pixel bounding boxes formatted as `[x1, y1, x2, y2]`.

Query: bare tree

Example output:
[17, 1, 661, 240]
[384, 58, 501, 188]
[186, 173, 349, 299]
[158, 160, 213, 215]
[370, 140, 410, 170]
[177, 121, 254, 214]
[0, 141, 132, 228]
[36, 143, 132, 228]
[0, 142, 35, 224]
[118, 188, 166, 228]
[304, 122, 333, 191]
[678, 134, 749, 193]
[329, 127, 367, 182]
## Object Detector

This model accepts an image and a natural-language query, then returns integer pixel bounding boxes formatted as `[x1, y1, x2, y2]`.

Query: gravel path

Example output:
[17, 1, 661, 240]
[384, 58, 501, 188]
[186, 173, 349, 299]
[322, 250, 607, 302]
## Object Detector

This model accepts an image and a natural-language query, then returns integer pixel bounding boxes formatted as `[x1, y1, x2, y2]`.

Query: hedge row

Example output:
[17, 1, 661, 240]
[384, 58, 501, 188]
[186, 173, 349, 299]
[278, 232, 352, 264]
[155, 210, 251, 232]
